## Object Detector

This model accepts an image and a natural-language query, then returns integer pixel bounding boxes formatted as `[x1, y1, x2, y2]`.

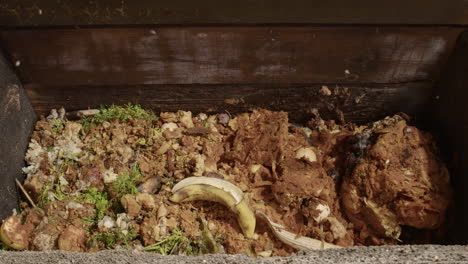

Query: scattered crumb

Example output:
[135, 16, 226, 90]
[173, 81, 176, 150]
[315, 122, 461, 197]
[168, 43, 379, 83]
[320, 85, 332, 96]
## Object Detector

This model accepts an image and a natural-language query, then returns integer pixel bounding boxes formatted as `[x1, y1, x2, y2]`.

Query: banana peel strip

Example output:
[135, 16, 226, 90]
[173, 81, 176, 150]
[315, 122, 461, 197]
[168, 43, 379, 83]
[256, 210, 341, 250]
[170, 176, 255, 238]
[170, 177, 341, 249]
[172, 176, 244, 204]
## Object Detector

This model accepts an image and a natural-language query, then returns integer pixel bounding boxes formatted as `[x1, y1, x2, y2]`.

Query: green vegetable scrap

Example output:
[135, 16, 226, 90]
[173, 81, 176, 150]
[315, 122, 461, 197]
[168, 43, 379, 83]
[88, 229, 136, 249]
[144, 229, 197, 256]
[79, 188, 109, 221]
[112, 164, 143, 200]
[80, 103, 158, 130]
[51, 119, 64, 132]
[37, 183, 67, 206]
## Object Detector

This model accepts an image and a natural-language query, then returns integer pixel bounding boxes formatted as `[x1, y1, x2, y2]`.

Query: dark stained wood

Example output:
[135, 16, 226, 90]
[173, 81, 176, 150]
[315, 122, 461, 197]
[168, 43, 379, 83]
[24, 82, 433, 124]
[434, 30, 468, 244]
[0, 50, 37, 221]
[0, 27, 462, 86]
[0, 0, 468, 26]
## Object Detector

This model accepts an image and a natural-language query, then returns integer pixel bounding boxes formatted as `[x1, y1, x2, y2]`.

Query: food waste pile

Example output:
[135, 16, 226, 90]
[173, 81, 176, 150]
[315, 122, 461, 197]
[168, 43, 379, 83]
[0, 105, 452, 256]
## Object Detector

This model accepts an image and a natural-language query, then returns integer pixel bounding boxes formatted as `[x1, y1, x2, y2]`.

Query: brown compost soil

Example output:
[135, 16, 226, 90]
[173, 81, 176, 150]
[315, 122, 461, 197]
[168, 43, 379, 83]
[1, 107, 452, 256]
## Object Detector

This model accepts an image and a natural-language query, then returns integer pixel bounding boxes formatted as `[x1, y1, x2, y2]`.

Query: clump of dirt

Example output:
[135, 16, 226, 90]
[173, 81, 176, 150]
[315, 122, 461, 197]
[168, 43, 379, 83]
[340, 116, 452, 245]
[0, 104, 452, 257]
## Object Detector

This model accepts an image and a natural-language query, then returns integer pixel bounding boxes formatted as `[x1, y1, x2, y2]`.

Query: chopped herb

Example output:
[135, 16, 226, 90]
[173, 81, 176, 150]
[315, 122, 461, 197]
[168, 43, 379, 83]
[88, 229, 136, 249]
[37, 183, 66, 206]
[111, 164, 143, 200]
[37, 184, 51, 206]
[79, 103, 158, 130]
[137, 138, 147, 146]
[51, 119, 64, 132]
[79, 188, 109, 221]
[144, 229, 197, 256]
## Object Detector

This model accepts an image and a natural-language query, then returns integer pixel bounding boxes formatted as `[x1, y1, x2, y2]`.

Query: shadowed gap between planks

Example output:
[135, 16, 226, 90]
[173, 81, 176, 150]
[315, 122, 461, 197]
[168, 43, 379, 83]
[433, 30, 468, 244]
[0, 0, 468, 26]
[24, 82, 435, 124]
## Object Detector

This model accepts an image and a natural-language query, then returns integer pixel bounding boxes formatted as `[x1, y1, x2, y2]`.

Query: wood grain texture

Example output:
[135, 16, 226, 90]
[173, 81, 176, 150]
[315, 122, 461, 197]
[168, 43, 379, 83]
[24, 82, 433, 124]
[434, 30, 468, 244]
[0, 51, 37, 221]
[0, 27, 462, 86]
[0, 0, 468, 26]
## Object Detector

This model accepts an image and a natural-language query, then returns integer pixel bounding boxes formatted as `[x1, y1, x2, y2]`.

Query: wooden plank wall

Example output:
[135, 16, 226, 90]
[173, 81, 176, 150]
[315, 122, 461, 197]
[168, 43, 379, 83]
[0, 27, 461, 85]
[22, 83, 431, 124]
[434, 30, 468, 244]
[0, 27, 462, 123]
[1, 0, 468, 26]
[0, 51, 37, 221]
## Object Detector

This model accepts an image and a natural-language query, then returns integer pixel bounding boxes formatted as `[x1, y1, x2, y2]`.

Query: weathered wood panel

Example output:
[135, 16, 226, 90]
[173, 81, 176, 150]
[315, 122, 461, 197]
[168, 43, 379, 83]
[25, 82, 433, 124]
[0, 0, 467, 26]
[0, 27, 462, 86]
[434, 31, 468, 244]
[0, 51, 37, 221]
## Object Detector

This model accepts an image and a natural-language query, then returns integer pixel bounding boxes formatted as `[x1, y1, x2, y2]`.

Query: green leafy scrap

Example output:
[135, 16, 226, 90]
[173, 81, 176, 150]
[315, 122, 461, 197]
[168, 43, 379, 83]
[37, 184, 51, 206]
[54, 182, 67, 200]
[51, 119, 64, 132]
[88, 229, 136, 249]
[38, 157, 77, 206]
[37, 183, 66, 206]
[111, 164, 143, 200]
[144, 229, 197, 256]
[79, 188, 109, 221]
[79, 103, 158, 130]
[137, 138, 147, 146]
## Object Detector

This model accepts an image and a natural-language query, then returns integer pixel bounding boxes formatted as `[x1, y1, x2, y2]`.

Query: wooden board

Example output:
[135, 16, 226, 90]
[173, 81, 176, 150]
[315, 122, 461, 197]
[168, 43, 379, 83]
[0, 27, 462, 86]
[434, 30, 468, 244]
[25, 82, 433, 124]
[0, 51, 37, 221]
[1, 0, 468, 26]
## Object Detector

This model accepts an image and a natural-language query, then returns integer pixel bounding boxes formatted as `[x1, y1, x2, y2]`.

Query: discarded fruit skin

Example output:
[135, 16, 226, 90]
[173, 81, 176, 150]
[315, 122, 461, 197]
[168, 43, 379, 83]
[0, 215, 34, 250]
[234, 200, 256, 239]
[200, 218, 219, 254]
[171, 177, 244, 204]
[170, 178, 256, 239]
[256, 211, 340, 250]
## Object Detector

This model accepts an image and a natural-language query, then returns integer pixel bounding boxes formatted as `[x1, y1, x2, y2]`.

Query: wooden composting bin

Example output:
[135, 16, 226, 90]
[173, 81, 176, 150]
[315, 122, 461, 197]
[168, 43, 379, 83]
[1, 0, 468, 246]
